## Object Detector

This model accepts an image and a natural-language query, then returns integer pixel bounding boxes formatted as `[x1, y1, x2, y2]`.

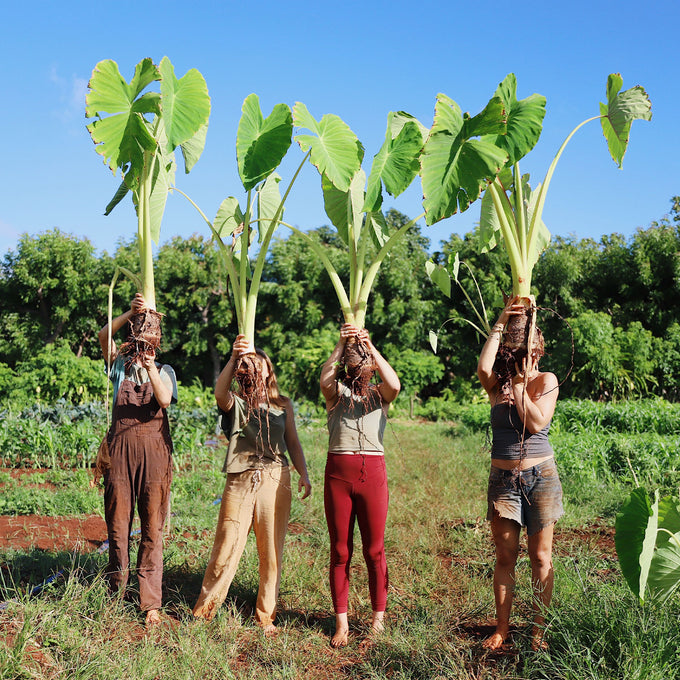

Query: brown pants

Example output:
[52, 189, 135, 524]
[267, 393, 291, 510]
[193, 465, 291, 626]
[104, 379, 172, 611]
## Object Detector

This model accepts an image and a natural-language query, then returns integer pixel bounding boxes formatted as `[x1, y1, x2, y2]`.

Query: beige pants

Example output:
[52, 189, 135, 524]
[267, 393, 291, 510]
[193, 465, 291, 626]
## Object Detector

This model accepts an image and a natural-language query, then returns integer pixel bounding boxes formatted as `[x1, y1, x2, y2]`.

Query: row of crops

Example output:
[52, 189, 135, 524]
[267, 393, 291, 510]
[2, 398, 679, 492]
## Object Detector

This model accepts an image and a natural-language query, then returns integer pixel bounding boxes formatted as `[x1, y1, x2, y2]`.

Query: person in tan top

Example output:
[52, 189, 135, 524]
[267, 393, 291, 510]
[193, 335, 311, 634]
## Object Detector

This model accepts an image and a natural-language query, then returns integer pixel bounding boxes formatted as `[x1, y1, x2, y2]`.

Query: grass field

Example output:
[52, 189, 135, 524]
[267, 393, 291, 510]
[2, 404, 680, 679]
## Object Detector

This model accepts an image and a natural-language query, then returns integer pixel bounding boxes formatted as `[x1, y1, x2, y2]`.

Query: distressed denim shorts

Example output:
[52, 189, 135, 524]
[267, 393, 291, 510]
[486, 458, 564, 536]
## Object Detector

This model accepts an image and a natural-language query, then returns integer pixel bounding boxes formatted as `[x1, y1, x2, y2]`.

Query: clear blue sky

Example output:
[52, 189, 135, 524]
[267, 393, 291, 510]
[0, 0, 677, 257]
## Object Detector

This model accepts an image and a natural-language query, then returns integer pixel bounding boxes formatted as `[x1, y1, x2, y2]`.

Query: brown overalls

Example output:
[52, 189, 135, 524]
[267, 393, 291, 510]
[104, 374, 173, 611]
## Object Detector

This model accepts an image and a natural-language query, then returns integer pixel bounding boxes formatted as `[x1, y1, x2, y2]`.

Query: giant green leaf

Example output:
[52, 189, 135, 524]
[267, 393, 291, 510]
[294, 103, 363, 192]
[485, 74, 546, 166]
[86, 59, 161, 174]
[158, 57, 211, 156]
[237, 95, 293, 191]
[421, 93, 508, 225]
[364, 112, 425, 213]
[615, 487, 659, 601]
[600, 73, 652, 168]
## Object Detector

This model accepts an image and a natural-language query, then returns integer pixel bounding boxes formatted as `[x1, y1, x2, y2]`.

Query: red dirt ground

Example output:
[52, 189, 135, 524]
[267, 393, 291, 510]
[0, 515, 107, 552]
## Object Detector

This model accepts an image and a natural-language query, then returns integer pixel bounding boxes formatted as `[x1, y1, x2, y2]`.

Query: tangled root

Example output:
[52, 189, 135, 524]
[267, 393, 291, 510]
[493, 305, 544, 397]
[341, 337, 377, 398]
[120, 309, 163, 367]
[235, 354, 268, 411]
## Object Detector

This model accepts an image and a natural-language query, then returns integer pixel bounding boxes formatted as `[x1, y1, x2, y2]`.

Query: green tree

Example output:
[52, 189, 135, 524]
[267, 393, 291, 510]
[154, 234, 236, 386]
[0, 230, 107, 365]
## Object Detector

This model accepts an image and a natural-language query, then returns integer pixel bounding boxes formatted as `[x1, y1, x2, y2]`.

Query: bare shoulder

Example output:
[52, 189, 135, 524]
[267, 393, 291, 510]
[532, 371, 559, 397]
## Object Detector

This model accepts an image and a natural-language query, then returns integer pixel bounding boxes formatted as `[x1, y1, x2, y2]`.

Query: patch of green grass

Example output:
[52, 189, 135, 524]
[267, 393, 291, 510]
[1, 409, 679, 679]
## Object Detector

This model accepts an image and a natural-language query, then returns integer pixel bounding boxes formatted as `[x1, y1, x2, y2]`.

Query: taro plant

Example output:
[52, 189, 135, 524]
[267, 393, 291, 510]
[85, 57, 211, 316]
[616, 486, 680, 604]
[425, 73, 651, 352]
[286, 93, 512, 330]
[172, 94, 358, 346]
[284, 107, 427, 328]
[478, 73, 651, 299]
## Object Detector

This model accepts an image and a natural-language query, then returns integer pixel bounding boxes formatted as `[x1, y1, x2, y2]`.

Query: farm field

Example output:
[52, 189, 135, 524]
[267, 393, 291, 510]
[2, 401, 680, 679]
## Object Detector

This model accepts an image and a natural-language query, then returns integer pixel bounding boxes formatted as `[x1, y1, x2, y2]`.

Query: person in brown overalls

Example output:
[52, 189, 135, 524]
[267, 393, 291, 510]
[98, 294, 177, 627]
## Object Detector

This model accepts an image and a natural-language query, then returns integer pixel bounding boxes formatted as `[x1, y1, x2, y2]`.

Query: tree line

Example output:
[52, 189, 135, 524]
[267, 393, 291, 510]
[1, 199, 679, 408]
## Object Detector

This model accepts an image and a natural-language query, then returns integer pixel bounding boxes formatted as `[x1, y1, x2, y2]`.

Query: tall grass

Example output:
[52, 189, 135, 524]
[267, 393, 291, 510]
[2, 402, 680, 678]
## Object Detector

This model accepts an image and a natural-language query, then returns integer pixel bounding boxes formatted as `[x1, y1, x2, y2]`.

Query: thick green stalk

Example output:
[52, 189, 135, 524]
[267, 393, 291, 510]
[527, 115, 601, 253]
[354, 211, 425, 328]
[239, 190, 252, 339]
[487, 181, 528, 296]
[513, 163, 526, 258]
[138, 150, 156, 309]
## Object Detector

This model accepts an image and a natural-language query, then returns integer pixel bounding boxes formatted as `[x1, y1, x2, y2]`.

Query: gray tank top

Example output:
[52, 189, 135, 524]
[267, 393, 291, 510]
[490, 403, 554, 460]
[327, 383, 386, 452]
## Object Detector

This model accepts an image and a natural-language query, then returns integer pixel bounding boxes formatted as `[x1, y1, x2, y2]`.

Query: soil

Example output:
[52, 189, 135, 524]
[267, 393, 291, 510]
[0, 515, 107, 552]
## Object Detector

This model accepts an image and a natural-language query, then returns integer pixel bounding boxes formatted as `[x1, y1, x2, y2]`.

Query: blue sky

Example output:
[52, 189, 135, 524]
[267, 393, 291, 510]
[0, 0, 677, 257]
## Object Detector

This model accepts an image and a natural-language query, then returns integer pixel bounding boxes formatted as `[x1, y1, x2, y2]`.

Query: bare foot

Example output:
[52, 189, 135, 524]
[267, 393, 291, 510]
[531, 627, 548, 651]
[145, 609, 161, 628]
[261, 623, 278, 637]
[482, 630, 508, 650]
[330, 627, 349, 648]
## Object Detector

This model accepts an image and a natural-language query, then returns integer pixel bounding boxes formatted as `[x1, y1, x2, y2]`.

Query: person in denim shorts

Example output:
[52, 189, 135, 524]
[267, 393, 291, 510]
[477, 296, 563, 651]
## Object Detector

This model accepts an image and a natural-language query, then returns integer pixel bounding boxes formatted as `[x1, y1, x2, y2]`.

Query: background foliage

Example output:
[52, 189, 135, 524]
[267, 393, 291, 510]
[1, 198, 679, 407]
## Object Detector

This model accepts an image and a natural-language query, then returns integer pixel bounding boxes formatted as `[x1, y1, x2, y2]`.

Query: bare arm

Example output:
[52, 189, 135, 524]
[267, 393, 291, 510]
[214, 335, 252, 412]
[98, 293, 145, 362]
[511, 370, 559, 433]
[320, 330, 348, 406]
[140, 352, 173, 409]
[358, 329, 400, 404]
[283, 398, 311, 499]
[477, 296, 524, 396]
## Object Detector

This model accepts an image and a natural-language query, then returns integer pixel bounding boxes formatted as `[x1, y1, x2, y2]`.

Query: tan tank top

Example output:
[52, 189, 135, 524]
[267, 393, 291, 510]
[327, 383, 386, 452]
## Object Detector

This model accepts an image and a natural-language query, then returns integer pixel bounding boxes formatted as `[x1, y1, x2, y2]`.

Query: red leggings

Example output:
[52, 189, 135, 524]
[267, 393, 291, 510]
[324, 453, 389, 613]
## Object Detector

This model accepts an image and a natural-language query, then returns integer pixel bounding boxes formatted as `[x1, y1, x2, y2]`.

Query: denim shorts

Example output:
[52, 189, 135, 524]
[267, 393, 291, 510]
[486, 458, 564, 536]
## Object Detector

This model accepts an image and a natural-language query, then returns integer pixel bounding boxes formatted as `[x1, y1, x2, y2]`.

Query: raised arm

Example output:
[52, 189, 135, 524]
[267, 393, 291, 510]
[477, 296, 524, 396]
[320, 327, 351, 406]
[140, 350, 173, 409]
[215, 335, 252, 412]
[511, 369, 559, 434]
[98, 293, 145, 362]
[283, 397, 312, 499]
[357, 329, 400, 404]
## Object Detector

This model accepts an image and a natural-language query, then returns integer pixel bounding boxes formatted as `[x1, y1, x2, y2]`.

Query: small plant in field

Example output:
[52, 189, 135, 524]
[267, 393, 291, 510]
[616, 485, 680, 605]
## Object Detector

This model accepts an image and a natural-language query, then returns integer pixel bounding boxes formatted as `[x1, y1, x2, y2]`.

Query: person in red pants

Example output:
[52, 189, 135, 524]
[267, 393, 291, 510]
[320, 324, 400, 647]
